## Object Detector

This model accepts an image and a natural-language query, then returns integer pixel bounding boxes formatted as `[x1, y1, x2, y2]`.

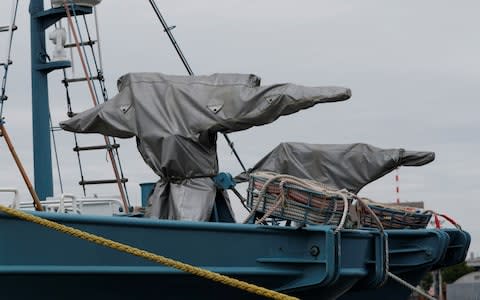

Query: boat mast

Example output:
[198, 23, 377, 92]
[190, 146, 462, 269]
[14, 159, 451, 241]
[30, 1, 54, 200]
[29, 1, 91, 200]
[148, 0, 248, 173]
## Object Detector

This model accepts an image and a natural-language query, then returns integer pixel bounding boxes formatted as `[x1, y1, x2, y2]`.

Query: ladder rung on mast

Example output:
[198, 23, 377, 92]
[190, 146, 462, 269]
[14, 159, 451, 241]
[79, 178, 128, 186]
[64, 40, 96, 48]
[0, 25, 17, 33]
[62, 76, 100, 84]
[0, 60, 13, 66]
[74, 143, 120, 152]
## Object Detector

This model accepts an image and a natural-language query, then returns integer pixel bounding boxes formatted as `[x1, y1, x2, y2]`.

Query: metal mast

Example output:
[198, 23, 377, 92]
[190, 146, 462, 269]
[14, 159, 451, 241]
[29, 1, 91, 199]
[148, 0, 247, 173]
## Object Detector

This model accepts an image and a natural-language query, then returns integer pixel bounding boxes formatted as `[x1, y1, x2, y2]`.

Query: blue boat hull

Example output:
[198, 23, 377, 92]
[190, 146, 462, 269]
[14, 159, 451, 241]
[0, 212, 383, 299]
[340, 229, 453, 300]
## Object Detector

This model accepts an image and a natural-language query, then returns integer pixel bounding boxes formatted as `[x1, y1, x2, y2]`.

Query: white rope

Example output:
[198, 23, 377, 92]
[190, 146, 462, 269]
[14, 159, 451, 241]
[244, 172, 350, 232]
[348, 195, 391, 286]
[243, 173, 283, 224]
[247, 173, 421, 294]
[245, 173, 435, 298]
[253, 180, 287, 225]
[353, 195, 438, 296]
[388, 272, 437, 300]
[335, 191, 349, 233]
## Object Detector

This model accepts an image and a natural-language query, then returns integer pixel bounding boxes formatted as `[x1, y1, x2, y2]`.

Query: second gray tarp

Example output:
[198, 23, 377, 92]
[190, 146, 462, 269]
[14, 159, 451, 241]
[60, 73, 351, 221]
[237, 142, 435, 193]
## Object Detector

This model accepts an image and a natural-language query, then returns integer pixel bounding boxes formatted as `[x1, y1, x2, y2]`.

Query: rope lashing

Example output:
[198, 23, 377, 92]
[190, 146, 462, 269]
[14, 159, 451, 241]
[425, 210, 462, 230]
[244, 172, 349, 233]
[388, 272, 437, 300]
[353, 195, 437, 298]
[0, 204, 298, 300]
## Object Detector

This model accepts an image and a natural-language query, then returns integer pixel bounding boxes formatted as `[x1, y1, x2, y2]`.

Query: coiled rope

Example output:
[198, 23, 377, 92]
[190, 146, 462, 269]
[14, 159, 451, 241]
[241, 173, 435, 298]
[243, 172, 349, 232]
[0, 204, 297, 300]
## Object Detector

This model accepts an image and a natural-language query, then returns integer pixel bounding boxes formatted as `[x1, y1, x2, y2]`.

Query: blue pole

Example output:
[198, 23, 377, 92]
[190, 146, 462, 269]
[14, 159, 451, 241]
[29, 1, 53, 200]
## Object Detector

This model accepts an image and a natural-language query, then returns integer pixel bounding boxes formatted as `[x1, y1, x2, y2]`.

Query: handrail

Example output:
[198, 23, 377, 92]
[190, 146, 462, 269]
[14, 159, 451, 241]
[59, 193, 78, 214]
[0, 187, 19, 208]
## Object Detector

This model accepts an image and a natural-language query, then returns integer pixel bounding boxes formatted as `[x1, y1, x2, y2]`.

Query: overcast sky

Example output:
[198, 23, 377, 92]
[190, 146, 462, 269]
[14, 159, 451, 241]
[0, 1, 479, 254]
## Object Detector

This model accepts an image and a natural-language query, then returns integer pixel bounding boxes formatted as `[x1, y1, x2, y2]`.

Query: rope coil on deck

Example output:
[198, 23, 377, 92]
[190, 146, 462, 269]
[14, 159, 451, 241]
[0, 204, 298, 300]
[244, 172, 350, 231]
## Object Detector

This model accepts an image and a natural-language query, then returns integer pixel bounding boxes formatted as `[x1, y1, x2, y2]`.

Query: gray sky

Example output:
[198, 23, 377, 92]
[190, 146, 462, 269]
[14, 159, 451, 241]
[0, 1, 479, 254]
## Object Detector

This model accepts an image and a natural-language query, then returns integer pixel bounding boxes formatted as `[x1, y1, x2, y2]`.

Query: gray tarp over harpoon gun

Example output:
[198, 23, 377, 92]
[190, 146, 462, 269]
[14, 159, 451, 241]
[60, 72, 351, 221]
[236, 142, 435, 194]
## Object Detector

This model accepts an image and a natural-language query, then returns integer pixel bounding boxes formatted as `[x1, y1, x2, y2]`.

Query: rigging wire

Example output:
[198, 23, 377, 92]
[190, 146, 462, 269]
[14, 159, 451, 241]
[64, 1, 130, 210]
[55, 8, 88, 197]
[93, 7, 104, 74]
[70, 2, 130, 201]
[49, 114, 64, 194]
[65, 1, 130, 201]
[81, 15, 106, 99]
[147, 0, 248, 173]
[0, 0, 44, 211]
[0, 0, 20, 119]
[61, 67, 87, 196]
[148, 1, 193, 75]
[50, 19, 68, 195]
[80, 13, 130, 201]
[69, 3, 101, 105]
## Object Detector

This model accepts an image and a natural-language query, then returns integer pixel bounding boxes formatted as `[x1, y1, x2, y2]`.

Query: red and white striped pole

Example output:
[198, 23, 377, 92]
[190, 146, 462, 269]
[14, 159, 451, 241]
[395, 167, 400, 204]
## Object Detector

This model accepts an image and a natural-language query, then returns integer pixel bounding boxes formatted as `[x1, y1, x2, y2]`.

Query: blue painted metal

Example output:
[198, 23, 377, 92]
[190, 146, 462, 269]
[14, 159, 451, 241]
[292, 229, 388, 299]
[340, 229, 388, 289]
[431, 229, 471, 270]
[340, 229, 451, 300]
[23, 3, 471, 300]
[140, 182, 155, 207]
[0, 211, 380, 299]
[213, 172, 236, 190]
[29, 2, 91, 200]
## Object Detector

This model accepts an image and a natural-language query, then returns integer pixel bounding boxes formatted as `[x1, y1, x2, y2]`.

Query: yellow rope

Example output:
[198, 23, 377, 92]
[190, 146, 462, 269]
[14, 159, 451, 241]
[0, 204, 298, 300]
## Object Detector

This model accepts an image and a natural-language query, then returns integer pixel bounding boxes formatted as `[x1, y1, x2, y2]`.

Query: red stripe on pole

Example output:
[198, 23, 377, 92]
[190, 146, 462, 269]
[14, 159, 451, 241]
[395, 168, 400, 204]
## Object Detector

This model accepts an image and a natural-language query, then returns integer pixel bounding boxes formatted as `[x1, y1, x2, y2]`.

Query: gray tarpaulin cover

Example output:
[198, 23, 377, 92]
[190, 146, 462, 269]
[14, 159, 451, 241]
[238, 143, 435, 193]
[60, 73, 351, 221]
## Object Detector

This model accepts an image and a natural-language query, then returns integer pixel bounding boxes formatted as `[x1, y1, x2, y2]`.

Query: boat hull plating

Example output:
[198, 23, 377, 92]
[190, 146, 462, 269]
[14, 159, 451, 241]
[0, 211, 382, 299]
[340, 229, 452, 300]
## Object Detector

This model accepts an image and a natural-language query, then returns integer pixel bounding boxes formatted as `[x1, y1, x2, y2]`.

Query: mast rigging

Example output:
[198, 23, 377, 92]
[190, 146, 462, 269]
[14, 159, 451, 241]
[148, 0, 248, 173]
